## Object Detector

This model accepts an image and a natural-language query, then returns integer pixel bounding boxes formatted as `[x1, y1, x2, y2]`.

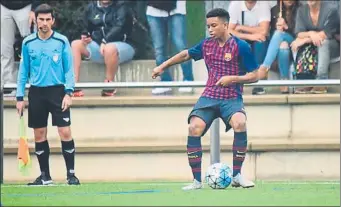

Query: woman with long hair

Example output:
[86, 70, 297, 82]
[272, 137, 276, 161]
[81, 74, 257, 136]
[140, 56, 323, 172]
[261, 0, 300, 93]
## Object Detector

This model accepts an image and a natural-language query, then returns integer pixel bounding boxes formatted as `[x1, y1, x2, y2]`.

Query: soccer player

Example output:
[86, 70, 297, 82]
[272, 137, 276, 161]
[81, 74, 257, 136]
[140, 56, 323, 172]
[152, 8, 268, 190]
[16, 4, 80, 185]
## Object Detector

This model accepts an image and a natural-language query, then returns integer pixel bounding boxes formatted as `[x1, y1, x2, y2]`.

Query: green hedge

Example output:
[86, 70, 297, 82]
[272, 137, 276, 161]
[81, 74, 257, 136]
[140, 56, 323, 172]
[186, 1, 206, 47]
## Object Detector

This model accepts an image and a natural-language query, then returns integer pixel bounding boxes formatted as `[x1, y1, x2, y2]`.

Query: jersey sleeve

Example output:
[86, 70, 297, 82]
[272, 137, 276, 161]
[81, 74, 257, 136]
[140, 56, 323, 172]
[188, 39, 205, 61]
[237, 39, 259, 72]
[62, 38, 75, 93]
[16, 41, 30, 101]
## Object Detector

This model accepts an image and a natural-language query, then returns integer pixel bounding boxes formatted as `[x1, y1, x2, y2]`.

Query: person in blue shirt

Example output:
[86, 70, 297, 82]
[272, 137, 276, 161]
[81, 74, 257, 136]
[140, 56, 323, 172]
[16, 3, 80, 186]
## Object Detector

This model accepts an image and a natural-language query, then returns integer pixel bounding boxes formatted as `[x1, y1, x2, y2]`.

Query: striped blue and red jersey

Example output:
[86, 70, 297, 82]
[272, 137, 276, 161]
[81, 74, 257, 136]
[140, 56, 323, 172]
[188, 35, 258, 100]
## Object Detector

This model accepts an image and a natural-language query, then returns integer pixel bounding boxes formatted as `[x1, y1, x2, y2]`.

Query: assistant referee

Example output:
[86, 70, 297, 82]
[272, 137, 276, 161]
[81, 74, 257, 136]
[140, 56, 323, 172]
[16, 3, 80, 185]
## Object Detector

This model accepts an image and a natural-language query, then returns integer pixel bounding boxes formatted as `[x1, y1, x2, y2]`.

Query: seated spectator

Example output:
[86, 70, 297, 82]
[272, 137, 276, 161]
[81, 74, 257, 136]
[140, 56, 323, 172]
[291, 0, 340, 94]
[71, 0, 135, 97]
[331, 0, 340, 42]
[228, 0, 271, 95]
[146, 0, 194, 95]
[1, 0, 40, 96]
[261, 0, 300, 94]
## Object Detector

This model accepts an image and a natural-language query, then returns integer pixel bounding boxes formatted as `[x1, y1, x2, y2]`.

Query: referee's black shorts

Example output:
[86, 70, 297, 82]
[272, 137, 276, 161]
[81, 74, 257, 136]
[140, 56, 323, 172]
[28, 85, 71, 128]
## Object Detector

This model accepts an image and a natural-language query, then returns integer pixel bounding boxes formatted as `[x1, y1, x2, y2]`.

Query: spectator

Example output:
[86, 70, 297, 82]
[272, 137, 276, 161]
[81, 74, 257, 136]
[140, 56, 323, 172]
[146, 0, 194, 95]
[261, 0, 300, 94]
[71, 0, 135, 97]
[1, 0, 41, 96]
[330, 0, 340, 42]
[292, 0, 340, 94]
[267, 1, 278, 9]
[228, 0, 271, 95]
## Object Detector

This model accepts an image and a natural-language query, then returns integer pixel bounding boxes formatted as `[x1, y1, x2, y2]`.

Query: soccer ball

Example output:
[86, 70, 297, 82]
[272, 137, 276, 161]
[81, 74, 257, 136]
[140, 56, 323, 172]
[205, 163, 233, 189]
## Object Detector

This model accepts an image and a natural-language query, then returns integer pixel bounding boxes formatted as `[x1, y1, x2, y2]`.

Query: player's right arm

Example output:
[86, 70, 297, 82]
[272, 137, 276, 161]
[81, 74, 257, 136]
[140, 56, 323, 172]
[152, 40, 204, 79]
[16, 41, 30, 115]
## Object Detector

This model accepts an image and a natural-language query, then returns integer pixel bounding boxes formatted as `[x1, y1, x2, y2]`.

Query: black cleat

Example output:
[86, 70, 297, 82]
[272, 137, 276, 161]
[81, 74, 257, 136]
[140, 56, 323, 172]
[67, 174, 80, 185]
[27, 173, 53, 186]
[252, 87, 266, 95]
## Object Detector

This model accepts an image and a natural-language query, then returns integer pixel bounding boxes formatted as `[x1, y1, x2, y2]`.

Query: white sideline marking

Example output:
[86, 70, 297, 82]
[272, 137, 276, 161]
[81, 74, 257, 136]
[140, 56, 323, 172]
[1, 184, 68, 188]
[1, 181, 339, 188]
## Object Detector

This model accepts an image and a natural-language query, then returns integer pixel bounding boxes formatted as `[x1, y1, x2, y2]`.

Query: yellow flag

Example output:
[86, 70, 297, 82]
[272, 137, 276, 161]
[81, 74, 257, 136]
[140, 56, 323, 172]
[17, 115, 31, 175]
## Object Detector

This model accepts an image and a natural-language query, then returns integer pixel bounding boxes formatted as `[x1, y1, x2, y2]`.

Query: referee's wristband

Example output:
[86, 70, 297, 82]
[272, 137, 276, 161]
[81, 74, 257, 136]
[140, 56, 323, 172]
[65, 89, 73, 96]
[16, 96, 24, 101]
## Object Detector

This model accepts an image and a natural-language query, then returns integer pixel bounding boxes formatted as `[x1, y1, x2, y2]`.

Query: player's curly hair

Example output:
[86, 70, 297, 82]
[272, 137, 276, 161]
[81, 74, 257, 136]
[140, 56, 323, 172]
[206, 8, 230, 22]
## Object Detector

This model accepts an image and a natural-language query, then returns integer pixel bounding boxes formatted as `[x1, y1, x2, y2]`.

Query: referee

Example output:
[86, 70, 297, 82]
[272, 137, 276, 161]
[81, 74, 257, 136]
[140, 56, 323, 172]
[16, 4, 80, 185]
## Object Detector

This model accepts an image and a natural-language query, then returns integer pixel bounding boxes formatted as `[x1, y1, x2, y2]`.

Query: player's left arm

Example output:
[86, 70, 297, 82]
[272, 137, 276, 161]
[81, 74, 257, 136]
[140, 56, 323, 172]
[216, 40, 260, 86]
[236, 39, 261, 83]
[152, 40, 204, 79]
[62, 38, 75, 95]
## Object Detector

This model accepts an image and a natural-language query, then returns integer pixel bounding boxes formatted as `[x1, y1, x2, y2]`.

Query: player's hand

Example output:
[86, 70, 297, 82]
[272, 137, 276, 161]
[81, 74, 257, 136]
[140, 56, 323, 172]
[100, 43, 106, 56]
[152, 66, 164, 79]
[16, 101, 25, 116]
[251, 33, 266, 42]
[81, 35, 92, 45]
[258, 66, 269, 80]
[216, 76, 237, 87]
[62, 95, 72, 112]
[28, 11, 36, 29]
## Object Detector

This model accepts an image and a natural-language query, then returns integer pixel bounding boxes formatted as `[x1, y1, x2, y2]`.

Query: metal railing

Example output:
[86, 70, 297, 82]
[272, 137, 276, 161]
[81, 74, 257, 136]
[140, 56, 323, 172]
[1, 79, 340, 183]
[2, 79, 340, 89]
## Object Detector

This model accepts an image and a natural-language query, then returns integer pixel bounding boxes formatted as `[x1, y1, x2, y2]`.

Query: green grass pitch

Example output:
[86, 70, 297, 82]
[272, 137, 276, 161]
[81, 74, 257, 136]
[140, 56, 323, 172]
[1, 181, 339, 206]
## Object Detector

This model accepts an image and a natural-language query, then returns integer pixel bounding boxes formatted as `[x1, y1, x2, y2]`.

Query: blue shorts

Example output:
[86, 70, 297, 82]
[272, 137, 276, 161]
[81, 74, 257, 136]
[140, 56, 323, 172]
[86, 41, 135, 64]
[188, 96, 246, 136]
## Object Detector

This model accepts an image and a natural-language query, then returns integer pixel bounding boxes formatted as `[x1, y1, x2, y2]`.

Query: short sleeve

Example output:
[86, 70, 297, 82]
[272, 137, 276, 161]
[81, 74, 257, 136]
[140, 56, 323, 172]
[257, 2, 271, 23]
[228, 1, 240, 24]
[188, 40, 204, 61]
[237, 39, 259, 72]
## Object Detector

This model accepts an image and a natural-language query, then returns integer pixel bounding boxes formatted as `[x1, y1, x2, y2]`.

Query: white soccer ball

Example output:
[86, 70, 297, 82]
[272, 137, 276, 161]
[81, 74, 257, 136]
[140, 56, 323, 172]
[205, 163, 233, 189]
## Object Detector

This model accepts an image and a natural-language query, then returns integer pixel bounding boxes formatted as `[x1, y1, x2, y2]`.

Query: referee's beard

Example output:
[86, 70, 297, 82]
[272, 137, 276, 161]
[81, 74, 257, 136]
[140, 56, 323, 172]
[38, 26, 52, 38]
[39, 26, 49, 33]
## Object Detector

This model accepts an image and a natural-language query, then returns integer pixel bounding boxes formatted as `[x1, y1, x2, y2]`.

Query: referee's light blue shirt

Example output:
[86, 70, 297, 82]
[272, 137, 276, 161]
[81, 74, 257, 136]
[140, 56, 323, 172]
[16, 31, 75, 101]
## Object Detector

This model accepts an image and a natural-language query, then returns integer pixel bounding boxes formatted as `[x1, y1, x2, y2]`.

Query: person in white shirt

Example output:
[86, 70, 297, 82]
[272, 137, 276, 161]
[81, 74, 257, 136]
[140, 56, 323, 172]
[146, 0, 194, 95]
[228, 0, 271, 95]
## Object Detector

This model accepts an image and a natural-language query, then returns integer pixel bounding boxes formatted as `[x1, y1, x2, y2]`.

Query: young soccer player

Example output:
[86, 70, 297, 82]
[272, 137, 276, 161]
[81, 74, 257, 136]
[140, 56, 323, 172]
[16, 4, 80, 185]
[152, 8, 268, 190]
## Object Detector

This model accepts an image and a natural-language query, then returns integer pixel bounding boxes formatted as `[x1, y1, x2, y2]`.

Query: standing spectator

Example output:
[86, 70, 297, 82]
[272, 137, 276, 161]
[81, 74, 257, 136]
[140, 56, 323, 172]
[71, 0, 135, 97]
[147, 0, 194, 95]
[228, 0, 271, 95]
[1, 0, 41, 96]
[291, 0, 340, 94]
[261, 0, 300, 93]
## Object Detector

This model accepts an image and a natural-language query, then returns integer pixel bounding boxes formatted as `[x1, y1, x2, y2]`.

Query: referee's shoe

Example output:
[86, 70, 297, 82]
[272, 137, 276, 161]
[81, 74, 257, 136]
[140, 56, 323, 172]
[27, 172, 53, 186]
[67, 173, 80, 185]
[27, 172, 80, 185]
